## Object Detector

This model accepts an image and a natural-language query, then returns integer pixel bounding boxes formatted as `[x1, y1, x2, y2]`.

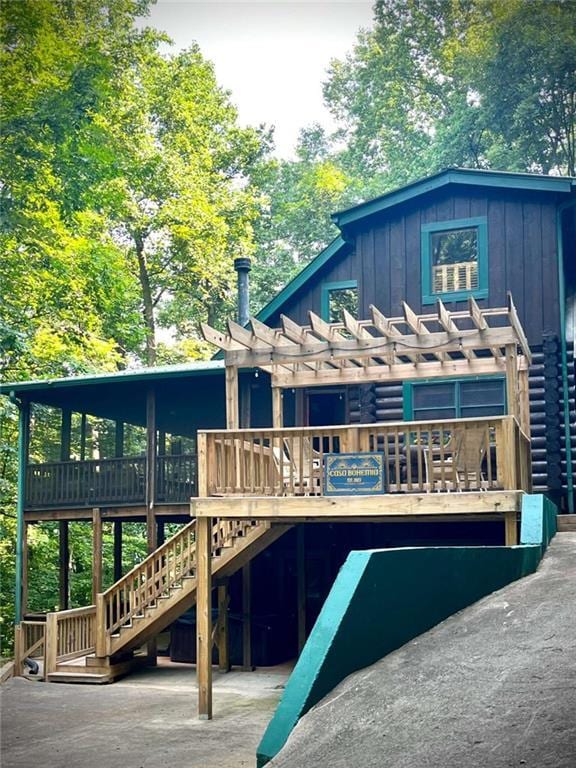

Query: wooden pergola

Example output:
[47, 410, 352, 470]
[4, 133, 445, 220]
[202, 293, 532, 435]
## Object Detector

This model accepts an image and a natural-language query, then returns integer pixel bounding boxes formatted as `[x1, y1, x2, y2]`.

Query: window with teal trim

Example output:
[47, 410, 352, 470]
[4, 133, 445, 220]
[406, 378, 505, 421]
[321, 280, 358, 322]
[421, 217, 488, 304]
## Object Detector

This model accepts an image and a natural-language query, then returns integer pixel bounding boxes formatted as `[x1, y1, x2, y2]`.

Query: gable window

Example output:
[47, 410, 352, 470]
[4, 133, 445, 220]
[404, 378, 506, 421]
[321, 280, 358, 322]
[421, 217, 488, 304]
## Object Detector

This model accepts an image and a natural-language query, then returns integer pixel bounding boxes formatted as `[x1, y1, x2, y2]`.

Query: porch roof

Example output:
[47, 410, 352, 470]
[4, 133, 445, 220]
[202, 293, 531, 389]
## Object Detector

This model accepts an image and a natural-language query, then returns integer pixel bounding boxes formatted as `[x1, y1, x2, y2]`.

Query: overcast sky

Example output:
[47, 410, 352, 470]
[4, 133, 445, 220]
[140, 1, 374, 157]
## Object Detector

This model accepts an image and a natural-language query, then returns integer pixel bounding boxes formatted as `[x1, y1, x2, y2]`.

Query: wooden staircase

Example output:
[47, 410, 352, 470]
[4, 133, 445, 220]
[15, 518, 290, 684]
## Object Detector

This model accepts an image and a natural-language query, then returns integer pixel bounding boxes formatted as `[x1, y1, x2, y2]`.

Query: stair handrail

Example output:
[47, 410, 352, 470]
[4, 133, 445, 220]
[95, 517, 260, 657]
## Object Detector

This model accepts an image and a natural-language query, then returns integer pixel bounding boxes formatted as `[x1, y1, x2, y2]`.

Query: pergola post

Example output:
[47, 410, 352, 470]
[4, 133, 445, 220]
[225, 365, 239, 429]
[505, 343, 520, 420]
[272, 387, 283, 428]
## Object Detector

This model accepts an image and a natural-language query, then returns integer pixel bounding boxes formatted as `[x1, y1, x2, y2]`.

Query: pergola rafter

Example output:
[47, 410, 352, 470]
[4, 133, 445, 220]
[202, 292, 532, 434]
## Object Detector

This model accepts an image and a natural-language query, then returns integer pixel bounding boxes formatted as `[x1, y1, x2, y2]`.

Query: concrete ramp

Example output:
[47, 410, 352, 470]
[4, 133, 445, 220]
[268, 532, 576, 768]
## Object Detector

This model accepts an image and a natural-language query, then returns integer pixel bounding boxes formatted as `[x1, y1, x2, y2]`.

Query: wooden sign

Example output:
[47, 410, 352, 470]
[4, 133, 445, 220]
[324, 453, 386, 496]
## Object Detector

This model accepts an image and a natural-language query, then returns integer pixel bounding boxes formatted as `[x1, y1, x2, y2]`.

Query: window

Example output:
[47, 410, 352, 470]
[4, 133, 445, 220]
[321, 280, 358, 322]
[421, 217, 488, 304]
[404, 378, 506, 421]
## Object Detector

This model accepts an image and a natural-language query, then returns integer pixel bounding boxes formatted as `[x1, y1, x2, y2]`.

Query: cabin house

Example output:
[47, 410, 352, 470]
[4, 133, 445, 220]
[3, 168, 575, 709]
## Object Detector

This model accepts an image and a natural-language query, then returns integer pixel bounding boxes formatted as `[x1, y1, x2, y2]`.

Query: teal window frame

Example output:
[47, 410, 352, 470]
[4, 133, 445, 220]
[321, 280, 358, 322]
[403, 376, 506, 421]
[421, 216, 488, 304]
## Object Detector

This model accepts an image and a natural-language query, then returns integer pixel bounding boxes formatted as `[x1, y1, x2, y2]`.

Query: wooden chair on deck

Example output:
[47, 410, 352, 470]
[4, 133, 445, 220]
[282, 437, 322, 495]
[424, 426, 487, 492]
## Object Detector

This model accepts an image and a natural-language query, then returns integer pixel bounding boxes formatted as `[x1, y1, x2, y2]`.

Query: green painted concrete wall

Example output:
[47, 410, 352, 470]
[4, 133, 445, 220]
[257, 495, 556, 767]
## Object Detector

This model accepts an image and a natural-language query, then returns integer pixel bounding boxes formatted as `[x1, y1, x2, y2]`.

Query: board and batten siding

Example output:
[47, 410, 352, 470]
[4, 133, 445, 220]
[267, 186, 561, 347]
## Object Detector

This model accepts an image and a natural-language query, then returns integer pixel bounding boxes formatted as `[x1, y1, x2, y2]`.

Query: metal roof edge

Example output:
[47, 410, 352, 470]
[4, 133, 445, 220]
[332, 168, 575, 228]
[0, 359, 226, 395]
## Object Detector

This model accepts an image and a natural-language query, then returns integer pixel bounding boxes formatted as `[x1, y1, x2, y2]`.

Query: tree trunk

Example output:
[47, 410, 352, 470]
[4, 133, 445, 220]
[135, 233, 157, 366]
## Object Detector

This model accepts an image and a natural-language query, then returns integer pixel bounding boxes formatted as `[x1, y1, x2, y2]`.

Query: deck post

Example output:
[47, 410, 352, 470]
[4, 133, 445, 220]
[44, 612, 58, 676]
[242, 563, 254, 671]
[92, 508, 102, 602]
[501, 417, 519, 490]
[297, 526, 306, 653]
[80, 413, 87, 460]
[196, 515, 212, 719]
[113, 520, 123, 582]
[59, 521, 69, 610]
[505, 511, 518, 546]
[217, 581, 231, 672]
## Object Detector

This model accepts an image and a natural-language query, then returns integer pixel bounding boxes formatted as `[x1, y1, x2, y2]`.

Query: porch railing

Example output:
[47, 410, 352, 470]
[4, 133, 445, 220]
[200, 416, 531, 497]
[25, 454, 197, 509]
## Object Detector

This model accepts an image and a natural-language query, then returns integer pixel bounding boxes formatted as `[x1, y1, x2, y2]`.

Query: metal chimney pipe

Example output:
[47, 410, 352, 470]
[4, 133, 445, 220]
[234, 257, 251, 327]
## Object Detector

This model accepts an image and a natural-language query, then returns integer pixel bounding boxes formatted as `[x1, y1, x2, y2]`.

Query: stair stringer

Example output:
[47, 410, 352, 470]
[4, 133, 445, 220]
[108, 522, 292, 656]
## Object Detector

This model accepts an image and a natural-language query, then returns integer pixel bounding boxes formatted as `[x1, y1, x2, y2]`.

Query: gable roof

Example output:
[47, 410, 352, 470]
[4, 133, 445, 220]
[256, 235, 350, 324]
[332, 167, 575, 229]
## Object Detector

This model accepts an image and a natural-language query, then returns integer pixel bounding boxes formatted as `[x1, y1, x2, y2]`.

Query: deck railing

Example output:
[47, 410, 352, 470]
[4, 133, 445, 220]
[25, 453, 197, 509]
[200, 416, 531, 497]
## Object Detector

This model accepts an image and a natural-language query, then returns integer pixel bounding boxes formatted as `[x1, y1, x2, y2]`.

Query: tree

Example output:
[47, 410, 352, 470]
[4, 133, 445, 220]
[91, 46, 269, 363]
[251, 125, 360, 311]
[322, 0, 576, 190]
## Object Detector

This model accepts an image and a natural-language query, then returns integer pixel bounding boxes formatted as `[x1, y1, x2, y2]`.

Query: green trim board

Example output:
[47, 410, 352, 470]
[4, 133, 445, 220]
[402, 375, 506, 420]
[333, 168, 575, 229]
[421, 216, 488, 304]
[256, 236, 350, 324]
[257, 494, 557, 767]
[320, 279, 358, 321]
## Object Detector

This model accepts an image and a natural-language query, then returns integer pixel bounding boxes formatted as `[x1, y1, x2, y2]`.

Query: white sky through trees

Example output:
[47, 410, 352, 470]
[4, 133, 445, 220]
[141, 1, 373, 157]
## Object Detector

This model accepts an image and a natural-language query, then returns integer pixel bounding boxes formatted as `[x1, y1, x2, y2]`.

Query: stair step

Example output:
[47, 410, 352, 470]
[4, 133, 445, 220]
[47, 671, 110, 685]
[558, 516, 576, 532]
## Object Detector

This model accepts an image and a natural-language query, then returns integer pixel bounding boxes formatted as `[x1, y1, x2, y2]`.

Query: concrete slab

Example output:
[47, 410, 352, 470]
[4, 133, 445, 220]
[1, 659, 290, 768]
[269, 533, 576, 768]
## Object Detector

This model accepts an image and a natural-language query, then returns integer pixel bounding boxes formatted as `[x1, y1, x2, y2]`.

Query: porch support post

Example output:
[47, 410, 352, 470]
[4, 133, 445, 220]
[22, 522, 29, 616]
[13, 396, 30, 624]
[59, 521, 70, 610]
[157, 520, 165, 547]
[505, 344, 519, 420]
[146, 387, 158, 663]
[115, 421, 124, 458]
[146, 387, 157, 552]
[113, 520, 123, 582]
[297, 526, 306, 653]
[80, 414, 87, 460]
[92, 508, 102, 602]
[61, 409, 72, 462]
[225, 365, 239, 429]
[272, 387, 283, 428]
[242, 563, 253, 671]
[196, 515, 212, 719]
[217, 581, 231, 672]
[58, 408, 72, 610]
